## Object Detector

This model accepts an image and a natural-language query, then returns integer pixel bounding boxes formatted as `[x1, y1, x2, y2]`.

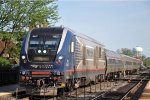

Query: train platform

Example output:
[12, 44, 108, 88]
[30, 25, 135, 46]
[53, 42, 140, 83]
[139, 81, 150, 100]
[0, 84, 25, 99]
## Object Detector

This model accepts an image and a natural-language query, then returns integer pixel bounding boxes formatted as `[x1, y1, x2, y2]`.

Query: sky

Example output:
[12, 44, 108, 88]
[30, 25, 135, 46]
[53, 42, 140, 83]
[55, 0, 150, 57]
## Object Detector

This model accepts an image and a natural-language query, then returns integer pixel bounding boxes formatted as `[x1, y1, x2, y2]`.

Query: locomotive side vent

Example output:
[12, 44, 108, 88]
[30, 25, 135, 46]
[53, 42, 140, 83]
[75, 39, 82, 67]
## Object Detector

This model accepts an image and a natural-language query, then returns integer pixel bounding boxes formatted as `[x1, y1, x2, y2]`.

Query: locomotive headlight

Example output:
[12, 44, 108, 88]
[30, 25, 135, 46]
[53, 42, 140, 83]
[58, 56, 63, 60]
[38, 50, 41, 53]
[21, 55, 26, 59]
[22, 71, 25, 75]
[43, 50, 47, 53]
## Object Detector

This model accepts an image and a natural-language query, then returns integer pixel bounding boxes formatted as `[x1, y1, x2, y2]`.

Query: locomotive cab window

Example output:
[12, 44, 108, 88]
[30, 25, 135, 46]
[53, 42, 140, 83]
[44, 35, 61, 49]
[29, 35, 43, 47]
[29, 34, 61, 50]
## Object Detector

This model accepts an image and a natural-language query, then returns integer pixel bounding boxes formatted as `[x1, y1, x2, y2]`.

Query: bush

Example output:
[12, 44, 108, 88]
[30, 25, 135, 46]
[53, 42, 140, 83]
[143, 57, 150, 67]
[0, 57, 11, 70]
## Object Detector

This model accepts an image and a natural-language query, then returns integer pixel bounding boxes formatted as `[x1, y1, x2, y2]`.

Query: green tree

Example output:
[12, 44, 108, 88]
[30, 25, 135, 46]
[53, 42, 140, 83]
[0, 0, 59, 33]
[141, 55, 146, 61]
[143, 57, 150, 67]
[0, 0, 59, 61]
[0, 57, 11, 70]
[117, 48, 134, 57]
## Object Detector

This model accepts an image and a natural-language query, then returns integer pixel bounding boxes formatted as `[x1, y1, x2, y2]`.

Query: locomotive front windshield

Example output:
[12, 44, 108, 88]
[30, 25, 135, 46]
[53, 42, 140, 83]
[29, 34, 60, 49]
[28, 31, 62, 62]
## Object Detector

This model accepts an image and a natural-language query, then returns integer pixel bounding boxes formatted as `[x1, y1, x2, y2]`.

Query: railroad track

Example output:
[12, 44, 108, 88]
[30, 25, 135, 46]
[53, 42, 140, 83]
[120, 79, 148, 100]
[92, 78, 148, 100]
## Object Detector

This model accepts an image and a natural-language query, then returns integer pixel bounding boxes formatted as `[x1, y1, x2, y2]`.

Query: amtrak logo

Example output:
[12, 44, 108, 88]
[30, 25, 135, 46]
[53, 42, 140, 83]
[31, 65, 38, 68]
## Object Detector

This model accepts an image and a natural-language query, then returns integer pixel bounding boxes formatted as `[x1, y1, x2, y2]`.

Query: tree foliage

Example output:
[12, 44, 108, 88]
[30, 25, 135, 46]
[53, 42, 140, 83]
[0, 0, 59, 62]
[117, 48, 134, 57]
[143, 57, 150, 67]
[0, 0, 59, 33]
[0, 57, 11, 70]
[117, 48, 146, 62]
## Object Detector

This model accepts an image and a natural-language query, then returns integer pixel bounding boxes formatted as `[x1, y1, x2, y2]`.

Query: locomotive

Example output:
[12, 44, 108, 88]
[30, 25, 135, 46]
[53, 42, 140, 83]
[19, 26, 141, 94]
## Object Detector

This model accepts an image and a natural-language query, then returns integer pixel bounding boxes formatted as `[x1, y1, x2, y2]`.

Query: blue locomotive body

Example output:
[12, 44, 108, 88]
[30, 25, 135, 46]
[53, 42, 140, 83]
[20, 27, 75, 85]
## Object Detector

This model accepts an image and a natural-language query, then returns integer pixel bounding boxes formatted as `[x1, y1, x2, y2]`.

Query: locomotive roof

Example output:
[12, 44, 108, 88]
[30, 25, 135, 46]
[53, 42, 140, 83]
[31, 27, 63, 34]
[64, 27, 104, 47]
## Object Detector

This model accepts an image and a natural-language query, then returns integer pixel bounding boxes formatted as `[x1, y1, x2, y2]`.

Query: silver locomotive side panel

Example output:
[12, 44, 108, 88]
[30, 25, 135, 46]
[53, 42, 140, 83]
[74, 35, 106, 81]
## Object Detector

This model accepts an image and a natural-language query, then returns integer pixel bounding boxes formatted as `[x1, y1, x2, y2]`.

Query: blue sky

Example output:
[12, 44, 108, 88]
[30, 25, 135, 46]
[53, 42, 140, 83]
[56, 0, 150, 57]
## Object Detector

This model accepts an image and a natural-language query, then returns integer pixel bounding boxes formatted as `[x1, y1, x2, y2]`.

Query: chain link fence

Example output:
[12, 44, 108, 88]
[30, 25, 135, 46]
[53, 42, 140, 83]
[0, 68, 19, 86]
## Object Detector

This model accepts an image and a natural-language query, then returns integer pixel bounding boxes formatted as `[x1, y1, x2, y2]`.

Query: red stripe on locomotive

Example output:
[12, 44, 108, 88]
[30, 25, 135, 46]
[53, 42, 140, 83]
[32, 71, 50, 75]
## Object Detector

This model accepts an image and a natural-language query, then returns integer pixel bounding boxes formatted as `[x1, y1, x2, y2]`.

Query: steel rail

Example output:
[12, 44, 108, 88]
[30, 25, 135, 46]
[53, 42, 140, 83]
[120, 78, 145, 100]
